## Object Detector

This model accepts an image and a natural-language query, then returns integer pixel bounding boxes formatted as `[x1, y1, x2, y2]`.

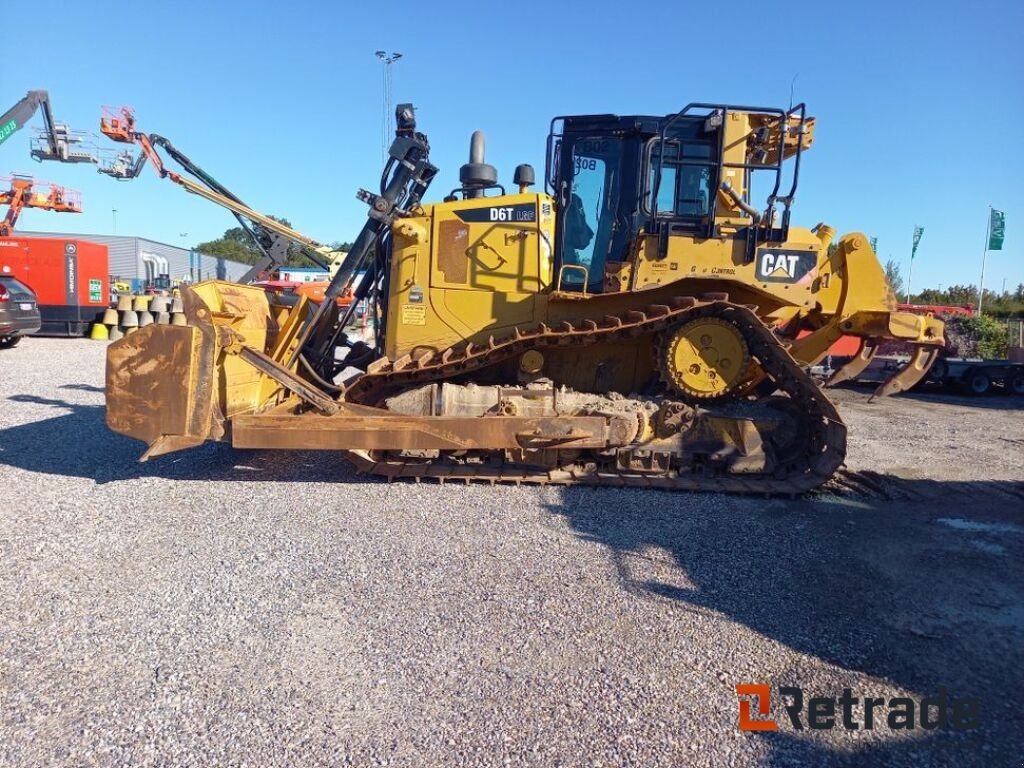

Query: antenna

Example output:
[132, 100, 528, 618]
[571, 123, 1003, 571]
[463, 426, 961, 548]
[376, 51, 403, 162]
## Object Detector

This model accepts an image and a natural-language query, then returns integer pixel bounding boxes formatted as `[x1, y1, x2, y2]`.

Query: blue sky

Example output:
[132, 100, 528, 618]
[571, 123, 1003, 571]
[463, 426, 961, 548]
[4, 0, 1022, 293]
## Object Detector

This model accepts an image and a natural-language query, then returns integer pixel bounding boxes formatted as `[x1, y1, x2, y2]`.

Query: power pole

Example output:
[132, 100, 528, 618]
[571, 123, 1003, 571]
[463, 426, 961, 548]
[375, 51, 403, 162]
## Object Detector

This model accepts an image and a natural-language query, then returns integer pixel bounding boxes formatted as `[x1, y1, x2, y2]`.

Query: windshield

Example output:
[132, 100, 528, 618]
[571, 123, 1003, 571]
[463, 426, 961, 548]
[560, 137, 620, 290]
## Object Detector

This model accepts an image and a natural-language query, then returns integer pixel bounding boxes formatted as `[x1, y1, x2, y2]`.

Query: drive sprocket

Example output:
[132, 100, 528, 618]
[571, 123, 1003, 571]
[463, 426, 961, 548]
[658, 316, 751, 401]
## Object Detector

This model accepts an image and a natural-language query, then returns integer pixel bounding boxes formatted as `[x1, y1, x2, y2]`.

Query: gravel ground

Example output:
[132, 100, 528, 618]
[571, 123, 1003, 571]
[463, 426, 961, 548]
[1, 338, 1022, 767]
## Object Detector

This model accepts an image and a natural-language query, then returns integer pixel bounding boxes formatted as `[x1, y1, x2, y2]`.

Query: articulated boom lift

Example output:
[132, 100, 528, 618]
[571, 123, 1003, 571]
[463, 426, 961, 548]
[1, 90, 96, 164]
[98, 107, 339, 283]
[0, 175, 81, 236]
[106, 102, 944, 494]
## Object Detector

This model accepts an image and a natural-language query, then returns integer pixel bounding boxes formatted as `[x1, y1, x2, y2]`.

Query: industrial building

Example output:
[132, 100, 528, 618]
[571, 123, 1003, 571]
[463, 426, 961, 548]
[17, 230, 250, 287]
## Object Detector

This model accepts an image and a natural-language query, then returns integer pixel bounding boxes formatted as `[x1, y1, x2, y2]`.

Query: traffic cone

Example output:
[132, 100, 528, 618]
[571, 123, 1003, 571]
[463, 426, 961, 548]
[89, 323, 109, 340]
[120, 310, 138, 327]
[108, 326, 124, 341]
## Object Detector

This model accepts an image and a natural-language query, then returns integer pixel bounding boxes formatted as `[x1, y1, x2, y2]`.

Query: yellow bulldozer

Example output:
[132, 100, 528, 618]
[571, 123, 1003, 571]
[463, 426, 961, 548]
[106, 101, 943, 493]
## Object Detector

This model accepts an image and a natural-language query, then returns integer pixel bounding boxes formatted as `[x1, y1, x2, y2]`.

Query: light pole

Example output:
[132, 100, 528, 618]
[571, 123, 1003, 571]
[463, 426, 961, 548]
[112, 208, 118, 234]
[375, 50, 403, 161]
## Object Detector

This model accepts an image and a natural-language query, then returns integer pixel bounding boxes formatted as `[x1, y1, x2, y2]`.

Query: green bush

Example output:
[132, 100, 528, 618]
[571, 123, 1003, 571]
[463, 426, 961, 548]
[945, 316, 1010, 359]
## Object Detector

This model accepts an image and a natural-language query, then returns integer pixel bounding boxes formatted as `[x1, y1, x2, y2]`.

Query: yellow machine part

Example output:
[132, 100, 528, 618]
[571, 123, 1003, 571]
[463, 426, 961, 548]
[106, 281, 309, 458]
[381, 191, 942, 396]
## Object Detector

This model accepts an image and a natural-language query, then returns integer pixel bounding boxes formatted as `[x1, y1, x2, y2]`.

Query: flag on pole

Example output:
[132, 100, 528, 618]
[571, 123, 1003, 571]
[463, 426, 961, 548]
[911, 226, 924, 259]
[988, 209, 1005, 251]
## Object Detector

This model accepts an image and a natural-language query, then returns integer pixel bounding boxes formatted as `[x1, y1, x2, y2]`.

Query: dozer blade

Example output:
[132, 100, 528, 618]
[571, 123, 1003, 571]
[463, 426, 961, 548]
[870, 344, 939, 401]
[826, 337, 879, 387]
[106, 322, 222, 460]
[106, 281, 296, 460]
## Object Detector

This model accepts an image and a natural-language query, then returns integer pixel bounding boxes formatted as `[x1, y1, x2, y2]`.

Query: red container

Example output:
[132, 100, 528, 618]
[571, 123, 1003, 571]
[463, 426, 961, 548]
[0, 237, 109, 336]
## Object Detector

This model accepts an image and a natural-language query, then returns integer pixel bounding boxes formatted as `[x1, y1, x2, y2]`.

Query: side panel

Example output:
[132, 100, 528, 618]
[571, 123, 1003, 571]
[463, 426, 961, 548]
[385, 193, 555, 360]
[430, 194, 547, 335]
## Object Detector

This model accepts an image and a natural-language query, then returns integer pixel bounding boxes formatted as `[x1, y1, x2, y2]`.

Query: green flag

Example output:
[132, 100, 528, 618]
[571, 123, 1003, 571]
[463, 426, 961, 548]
[911, 226, 924, 259]
[988, 209, 1005, 251]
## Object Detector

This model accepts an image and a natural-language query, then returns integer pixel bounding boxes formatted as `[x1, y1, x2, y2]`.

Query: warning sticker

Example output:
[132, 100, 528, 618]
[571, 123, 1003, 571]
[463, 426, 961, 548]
[401, 304, 426, 326]
[89, 278, 103, 303]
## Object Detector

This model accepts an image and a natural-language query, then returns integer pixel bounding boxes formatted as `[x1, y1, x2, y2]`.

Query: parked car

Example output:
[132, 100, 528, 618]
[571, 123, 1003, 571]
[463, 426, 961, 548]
[0, 272, 42, 349]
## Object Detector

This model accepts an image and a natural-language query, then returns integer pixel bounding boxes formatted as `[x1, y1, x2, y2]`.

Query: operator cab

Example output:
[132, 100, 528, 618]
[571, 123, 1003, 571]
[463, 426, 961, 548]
[545, 103, 812, 293]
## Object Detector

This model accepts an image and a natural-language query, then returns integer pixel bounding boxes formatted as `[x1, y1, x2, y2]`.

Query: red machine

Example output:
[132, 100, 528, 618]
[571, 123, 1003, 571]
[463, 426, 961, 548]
[0, 236, 109, 335]
[897, 303, 974, 317]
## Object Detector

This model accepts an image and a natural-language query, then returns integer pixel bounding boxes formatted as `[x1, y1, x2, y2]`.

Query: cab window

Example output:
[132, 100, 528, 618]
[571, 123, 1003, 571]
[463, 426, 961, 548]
[648, 140, 714, 218]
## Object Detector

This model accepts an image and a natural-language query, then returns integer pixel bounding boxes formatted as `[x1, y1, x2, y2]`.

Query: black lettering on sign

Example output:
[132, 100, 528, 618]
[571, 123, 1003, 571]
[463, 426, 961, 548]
[755, 248, 816, 283]
[454, 203, 536, 224]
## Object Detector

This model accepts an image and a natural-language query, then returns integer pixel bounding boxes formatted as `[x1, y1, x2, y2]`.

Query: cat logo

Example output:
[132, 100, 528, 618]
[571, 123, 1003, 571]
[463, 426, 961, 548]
[755, 248, 815, 283]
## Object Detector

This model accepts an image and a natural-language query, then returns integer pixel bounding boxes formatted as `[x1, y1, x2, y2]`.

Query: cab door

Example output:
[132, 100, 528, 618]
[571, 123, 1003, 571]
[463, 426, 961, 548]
[554, 135, 622, 292]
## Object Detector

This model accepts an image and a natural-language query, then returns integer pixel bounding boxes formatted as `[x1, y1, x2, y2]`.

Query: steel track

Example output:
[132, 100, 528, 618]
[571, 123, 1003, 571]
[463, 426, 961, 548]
[340, 295, 847, 494]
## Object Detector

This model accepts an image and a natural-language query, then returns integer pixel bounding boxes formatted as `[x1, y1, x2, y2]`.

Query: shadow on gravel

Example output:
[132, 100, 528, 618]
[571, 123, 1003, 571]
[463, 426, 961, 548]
[551, 483, 1023, 766]
[0, 394, 373, 484]
[58, 383, 105, 394]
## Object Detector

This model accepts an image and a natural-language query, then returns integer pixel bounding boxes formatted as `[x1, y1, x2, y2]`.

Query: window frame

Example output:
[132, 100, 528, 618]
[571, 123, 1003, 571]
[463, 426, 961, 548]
[641, 136, 718, 220]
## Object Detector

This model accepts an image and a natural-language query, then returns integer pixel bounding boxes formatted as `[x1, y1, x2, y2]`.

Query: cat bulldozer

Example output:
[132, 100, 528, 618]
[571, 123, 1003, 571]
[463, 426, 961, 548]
[106, 102, 943, 493]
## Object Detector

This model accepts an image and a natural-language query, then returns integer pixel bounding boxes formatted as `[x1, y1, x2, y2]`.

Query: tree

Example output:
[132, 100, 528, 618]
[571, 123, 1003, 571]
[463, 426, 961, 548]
[884, 259, 904, 297]
[193, 215, 321, 267]
[194, 237, 259, 265]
